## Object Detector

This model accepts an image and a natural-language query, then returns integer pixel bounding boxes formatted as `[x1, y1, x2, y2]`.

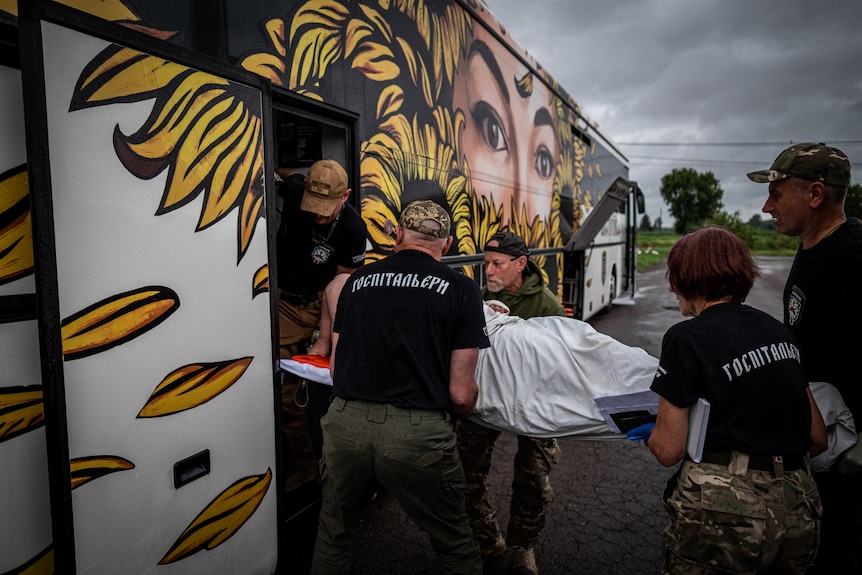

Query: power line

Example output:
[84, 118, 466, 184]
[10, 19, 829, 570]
[629, 155, 767, 166]
[618, 140, 862, 147]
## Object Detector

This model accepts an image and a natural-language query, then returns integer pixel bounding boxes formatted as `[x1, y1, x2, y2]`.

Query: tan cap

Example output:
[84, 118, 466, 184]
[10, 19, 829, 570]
[301, 160, 349, 217]
[399, 200, 451, 238]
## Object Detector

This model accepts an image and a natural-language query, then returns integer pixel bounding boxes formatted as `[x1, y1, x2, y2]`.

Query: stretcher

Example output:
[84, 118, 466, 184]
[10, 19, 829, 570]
[279, 306, 659, 439]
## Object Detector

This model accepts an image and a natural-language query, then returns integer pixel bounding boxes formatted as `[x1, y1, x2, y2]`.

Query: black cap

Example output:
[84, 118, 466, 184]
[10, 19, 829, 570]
[484, 231, 529, 257]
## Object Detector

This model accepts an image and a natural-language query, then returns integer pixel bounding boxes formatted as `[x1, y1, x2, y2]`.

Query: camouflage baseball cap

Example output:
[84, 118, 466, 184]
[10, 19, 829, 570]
[747, 143, 851, 188]
[399, 200, 451, 238]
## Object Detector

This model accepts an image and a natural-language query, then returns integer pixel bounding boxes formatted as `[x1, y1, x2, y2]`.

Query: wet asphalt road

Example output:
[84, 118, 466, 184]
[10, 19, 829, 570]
[283, 256, 793, 574]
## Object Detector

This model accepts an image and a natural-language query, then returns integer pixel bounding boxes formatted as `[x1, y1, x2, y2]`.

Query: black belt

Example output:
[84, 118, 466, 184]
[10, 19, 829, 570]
[699, 451, 806, 472]
[280, 292, 319, 306]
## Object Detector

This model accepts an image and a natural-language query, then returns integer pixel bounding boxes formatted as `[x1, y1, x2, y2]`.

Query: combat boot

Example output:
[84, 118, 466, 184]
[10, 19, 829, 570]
[512, 547, 538, 575]
[480, 533, 506, 560]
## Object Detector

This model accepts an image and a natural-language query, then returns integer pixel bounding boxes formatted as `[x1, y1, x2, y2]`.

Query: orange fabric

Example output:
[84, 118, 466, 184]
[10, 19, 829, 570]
[291, 354, 331, 370]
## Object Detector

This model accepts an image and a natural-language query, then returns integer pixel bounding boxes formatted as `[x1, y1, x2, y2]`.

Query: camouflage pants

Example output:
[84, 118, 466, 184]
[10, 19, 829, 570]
[661, 453, 822, 574]
[456, 418, 560, 550]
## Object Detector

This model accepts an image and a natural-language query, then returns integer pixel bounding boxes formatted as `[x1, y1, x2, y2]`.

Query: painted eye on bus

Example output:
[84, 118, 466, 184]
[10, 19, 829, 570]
[472, 101, 508, 153]
[535, 145, 554, 179]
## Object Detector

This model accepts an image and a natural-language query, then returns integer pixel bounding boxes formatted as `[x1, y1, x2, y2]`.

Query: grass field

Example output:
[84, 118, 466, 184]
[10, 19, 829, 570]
[636, 231, 679, 271]
[636, 229, 798, 272]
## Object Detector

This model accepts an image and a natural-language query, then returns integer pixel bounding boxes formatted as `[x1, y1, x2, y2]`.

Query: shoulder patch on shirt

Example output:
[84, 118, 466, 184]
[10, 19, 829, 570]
[787, 285, 804, 326]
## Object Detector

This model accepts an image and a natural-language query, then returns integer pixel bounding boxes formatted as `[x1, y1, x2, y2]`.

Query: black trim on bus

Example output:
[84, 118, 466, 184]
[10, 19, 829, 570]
[0, 20, 18, 68]
[572, 123, 592, 147]
[0, 293, 37, 322]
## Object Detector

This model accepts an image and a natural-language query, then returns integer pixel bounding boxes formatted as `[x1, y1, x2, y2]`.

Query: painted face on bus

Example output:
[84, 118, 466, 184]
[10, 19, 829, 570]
[453, 25, 559, 227]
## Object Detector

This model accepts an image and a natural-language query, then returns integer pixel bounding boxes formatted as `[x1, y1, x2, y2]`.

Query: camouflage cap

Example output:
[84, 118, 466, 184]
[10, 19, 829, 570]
[399, 200, 451, 238]
[301, 159, 349, 217]
[747, 143, 851, 188]
[484, 231, 529, 257]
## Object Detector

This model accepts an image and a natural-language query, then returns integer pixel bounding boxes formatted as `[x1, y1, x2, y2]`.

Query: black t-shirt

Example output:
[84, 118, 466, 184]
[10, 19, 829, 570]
[784, 218, 862, 419]
[332, 250, 490, 411]
[651, 304, 812, 455]
[276, 173, 367, 295]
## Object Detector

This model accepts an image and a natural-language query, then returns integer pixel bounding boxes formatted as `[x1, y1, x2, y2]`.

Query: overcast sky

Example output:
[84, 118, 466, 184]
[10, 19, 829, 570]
[486, 0, 862, 225]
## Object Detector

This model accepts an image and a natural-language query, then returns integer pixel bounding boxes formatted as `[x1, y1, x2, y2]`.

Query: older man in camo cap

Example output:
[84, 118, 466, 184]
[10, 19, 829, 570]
[749, 142, 862, 573]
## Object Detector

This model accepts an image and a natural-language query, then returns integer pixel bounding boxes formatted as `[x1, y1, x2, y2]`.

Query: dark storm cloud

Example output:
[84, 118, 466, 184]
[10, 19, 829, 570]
[486, 0, 862, 223]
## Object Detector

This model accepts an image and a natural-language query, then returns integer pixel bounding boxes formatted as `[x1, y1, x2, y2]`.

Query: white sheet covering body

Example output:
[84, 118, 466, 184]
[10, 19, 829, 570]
[278, 308, 660, 439]
[471, 312, 659, 439]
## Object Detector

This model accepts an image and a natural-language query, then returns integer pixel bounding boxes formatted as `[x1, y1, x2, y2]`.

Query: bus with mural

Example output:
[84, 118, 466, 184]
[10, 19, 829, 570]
[0, 1, 642, 573]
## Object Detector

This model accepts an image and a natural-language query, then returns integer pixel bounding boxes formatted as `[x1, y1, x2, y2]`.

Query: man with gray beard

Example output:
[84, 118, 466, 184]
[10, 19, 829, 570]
[457, 231, 566, 575]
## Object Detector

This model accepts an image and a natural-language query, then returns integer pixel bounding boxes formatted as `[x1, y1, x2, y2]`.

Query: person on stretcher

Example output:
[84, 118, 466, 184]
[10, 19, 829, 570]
[285, 284, 659, 438]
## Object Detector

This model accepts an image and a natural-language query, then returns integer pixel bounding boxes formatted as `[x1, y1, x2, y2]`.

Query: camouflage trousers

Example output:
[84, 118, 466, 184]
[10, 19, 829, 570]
[661, 453, 822, 574]
[456, 418, 560, 550]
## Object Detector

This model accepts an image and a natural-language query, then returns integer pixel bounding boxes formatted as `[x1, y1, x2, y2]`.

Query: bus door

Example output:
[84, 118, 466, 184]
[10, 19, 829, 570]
[563, 177, 635, 319]
[0, 27, 54, 573]
[19, 2, 278, 573]
[269, 91, 359, 539]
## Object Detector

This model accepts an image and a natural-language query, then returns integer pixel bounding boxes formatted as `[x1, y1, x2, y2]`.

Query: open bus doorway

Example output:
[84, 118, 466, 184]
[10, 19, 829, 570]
[269, 93, 360, 573]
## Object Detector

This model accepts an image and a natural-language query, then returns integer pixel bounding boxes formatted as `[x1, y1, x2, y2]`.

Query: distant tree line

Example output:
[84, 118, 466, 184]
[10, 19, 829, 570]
[640, 167, 862, 247]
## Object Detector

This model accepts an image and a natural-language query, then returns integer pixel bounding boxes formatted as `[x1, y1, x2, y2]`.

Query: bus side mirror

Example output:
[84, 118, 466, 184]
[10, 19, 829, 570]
[636, 188, 645, 214]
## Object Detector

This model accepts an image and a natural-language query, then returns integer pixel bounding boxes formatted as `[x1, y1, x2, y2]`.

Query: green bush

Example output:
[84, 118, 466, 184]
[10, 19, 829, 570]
[636, 227, 799, 271]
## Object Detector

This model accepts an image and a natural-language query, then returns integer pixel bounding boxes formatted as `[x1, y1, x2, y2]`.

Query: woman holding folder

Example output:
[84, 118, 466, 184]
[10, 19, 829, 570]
[628, 226, 827, 574]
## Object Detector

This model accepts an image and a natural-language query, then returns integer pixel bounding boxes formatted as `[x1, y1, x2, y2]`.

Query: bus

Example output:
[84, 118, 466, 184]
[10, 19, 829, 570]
[0, 1, 642, 573]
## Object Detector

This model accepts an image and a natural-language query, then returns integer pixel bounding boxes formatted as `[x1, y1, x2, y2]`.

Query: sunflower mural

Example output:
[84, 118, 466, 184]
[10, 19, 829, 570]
[238, 0, 588, 292]
[1, 1, 277, 572]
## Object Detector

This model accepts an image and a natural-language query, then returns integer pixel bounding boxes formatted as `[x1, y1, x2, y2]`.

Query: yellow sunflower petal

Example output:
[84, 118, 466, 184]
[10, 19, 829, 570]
[137, 357, 253, 418]
[239, 52, 286, 86]
[237, 154, 265, 260]
[4, 544, 53, 575]
[117, 77, 232, 179]
[164, 95, 248, 212]
[70, 455, 135, 490]
[361, 195, 398, 254]
[396, 37, 433, 108]
[199, 115, 261, 230]
[159, 469, 272, 565]
[0, 166, 34, 285]
[73, 47, 189, 110]
[0, 386, 44, 444]
[350, 41, 400, 81]
[376, 84, 404, 120]
[252, 264, 268, 298]
[344, 10, 398, 82]
[61, 286, 180, 360]
[288, 1, 350, 89]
